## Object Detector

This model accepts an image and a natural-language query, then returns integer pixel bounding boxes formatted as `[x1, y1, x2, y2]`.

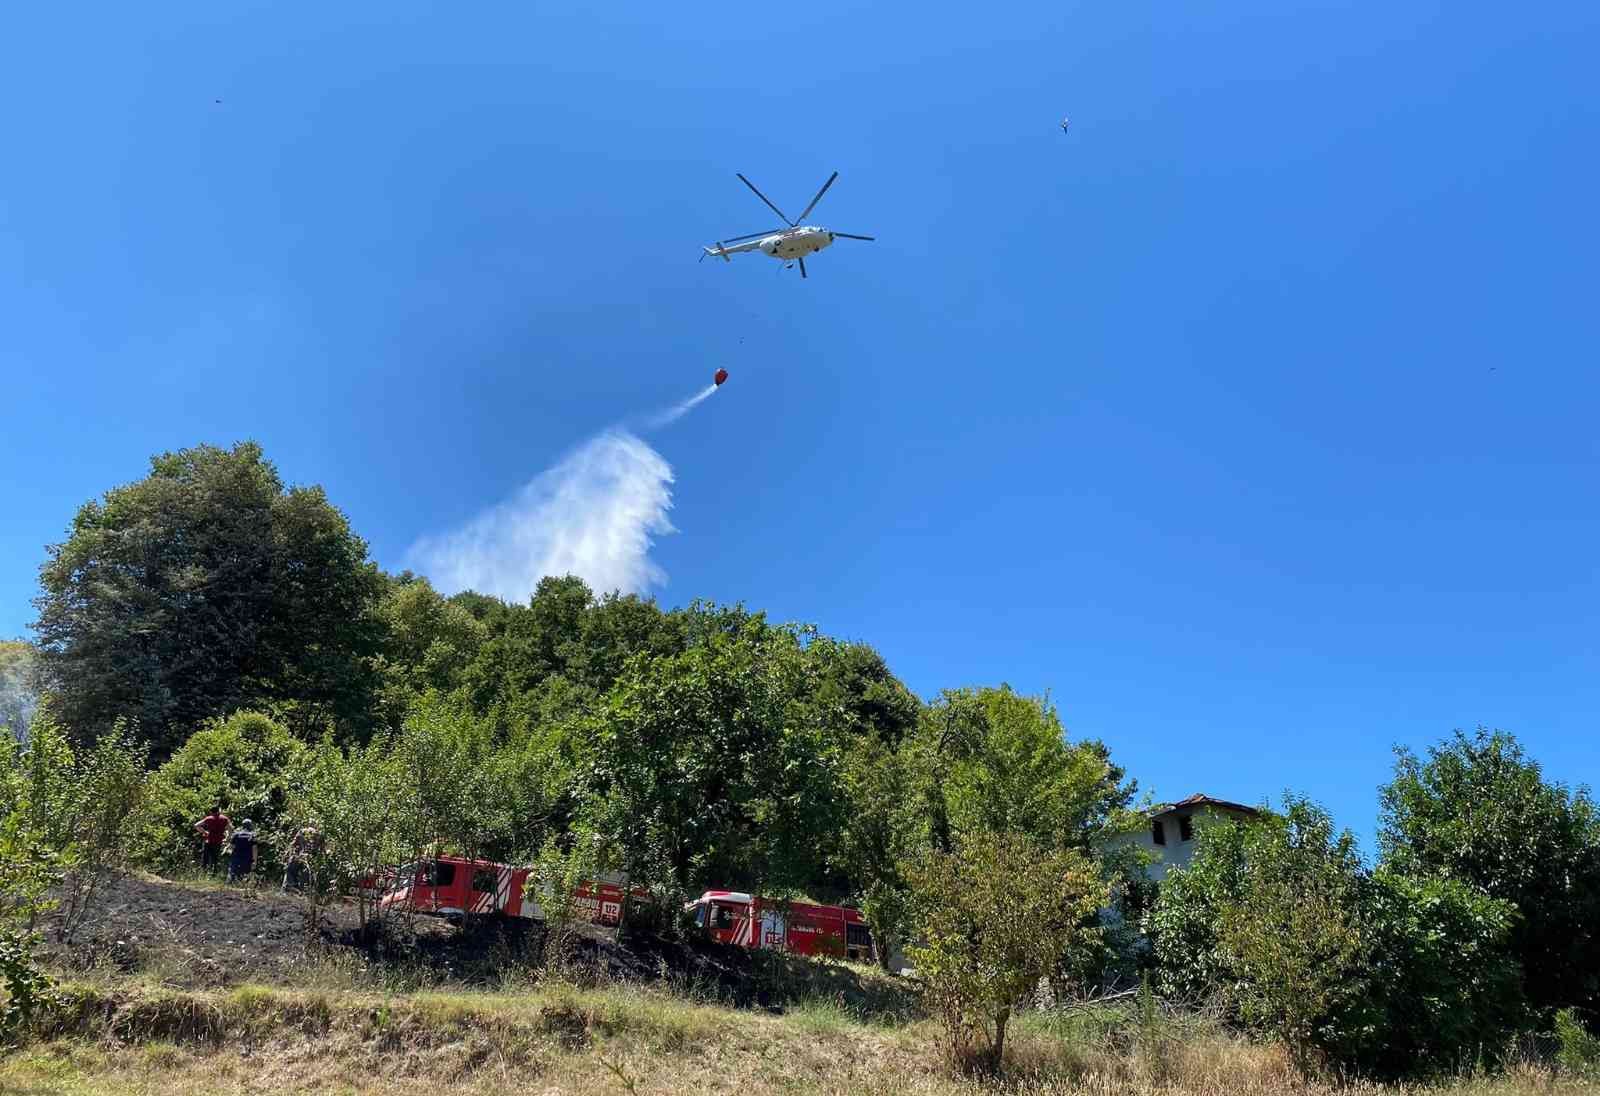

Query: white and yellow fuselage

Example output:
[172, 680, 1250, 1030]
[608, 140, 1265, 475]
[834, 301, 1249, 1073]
[704, 226, 836, 263]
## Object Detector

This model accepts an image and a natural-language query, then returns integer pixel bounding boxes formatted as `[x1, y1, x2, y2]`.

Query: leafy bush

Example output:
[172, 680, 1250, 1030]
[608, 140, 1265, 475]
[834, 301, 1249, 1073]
[291, 732, 416, 929]
[1379, 728, 1600, 1022]
[54, 726, 146, 941]
[0, 713, 131, 1037]
[129, 711, 305, 874]
[908, 830, 1108, 1074]
[1363, 869, 1525, 1074]
[1150, 795, 1531, 1077]
[1556, 1008, 1600, 1078]
[1209, 798, 1377, 1072]
[1145, 809, 1251, 1004]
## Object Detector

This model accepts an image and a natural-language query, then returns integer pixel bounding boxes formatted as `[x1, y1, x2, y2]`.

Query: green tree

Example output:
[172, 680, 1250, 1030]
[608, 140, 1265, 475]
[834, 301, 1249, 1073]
[912, 687, 1135, 855]
[908, 831, 1108, 1073]
[1151, 799, 1379, 1069]
[1145, 807, 1253, 1003]
[53, 725, 147, 942]
[391, 694, 514, 878]
[33, 442, 386, 755]
[835, 733, 919, 969]
[809, 639, 921, 748]
[370, 575, 485, 727]
[580, 617, 844, 901]
[0, 716, 73, 929]
[1379, 729, 1600, 1020]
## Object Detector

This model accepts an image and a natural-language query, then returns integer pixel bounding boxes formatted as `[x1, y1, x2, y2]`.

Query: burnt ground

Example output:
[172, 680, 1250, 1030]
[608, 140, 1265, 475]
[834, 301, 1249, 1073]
[37, 872, 916, 1018]
[40, 872, 360, 986]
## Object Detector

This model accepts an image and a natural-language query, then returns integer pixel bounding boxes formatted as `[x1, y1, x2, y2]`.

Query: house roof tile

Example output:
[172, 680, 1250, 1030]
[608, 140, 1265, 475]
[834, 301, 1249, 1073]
[1150, 793, 1262, 819]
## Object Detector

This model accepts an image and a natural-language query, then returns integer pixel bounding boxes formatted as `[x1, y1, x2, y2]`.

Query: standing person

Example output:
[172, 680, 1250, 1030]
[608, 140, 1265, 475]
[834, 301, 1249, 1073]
[193, 805, 231, 875]
[227, 818, 257, 884]
[282, 824, 321, 893]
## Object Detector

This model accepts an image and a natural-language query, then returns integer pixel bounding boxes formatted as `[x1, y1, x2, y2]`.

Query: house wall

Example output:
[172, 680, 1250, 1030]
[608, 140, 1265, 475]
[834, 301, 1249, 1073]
[1113, 804, 1254, 882]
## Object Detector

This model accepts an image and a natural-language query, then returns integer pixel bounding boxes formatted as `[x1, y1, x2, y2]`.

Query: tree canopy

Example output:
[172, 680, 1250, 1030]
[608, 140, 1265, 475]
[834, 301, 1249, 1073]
[1379, 728, 1600, 1020]
[33, 443, 384, 755]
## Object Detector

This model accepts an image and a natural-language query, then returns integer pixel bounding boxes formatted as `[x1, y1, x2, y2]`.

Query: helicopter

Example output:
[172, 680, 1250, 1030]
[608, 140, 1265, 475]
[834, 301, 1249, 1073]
[700, 172, 875, 279]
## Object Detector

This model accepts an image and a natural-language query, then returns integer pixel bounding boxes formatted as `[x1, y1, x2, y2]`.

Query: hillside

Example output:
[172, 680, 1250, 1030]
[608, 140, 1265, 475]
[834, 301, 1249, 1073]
[39, 872, 889, 1008]
[12, 874, 1596, 1096]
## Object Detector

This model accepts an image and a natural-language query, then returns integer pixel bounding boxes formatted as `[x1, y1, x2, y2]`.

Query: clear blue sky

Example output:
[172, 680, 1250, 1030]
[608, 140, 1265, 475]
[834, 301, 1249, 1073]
[3, 1, 1597, 849]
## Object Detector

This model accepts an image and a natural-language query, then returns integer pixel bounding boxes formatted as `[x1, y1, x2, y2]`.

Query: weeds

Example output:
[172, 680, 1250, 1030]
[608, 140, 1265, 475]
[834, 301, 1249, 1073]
[8, 977, 1600, 1096]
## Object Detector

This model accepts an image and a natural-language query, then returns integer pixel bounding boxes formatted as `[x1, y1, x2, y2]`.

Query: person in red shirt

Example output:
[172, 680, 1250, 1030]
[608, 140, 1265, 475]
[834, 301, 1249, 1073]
[194, 805, 230, 874]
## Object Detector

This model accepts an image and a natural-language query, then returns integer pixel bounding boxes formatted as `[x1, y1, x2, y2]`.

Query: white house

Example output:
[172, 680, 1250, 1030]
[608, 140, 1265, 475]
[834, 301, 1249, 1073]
[1119, 793, 1262, 882]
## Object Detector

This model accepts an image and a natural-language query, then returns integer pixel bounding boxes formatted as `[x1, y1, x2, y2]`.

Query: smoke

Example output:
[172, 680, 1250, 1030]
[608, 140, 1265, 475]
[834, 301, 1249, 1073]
[405, 428, 676, 602]
[0, 642, 39, 741]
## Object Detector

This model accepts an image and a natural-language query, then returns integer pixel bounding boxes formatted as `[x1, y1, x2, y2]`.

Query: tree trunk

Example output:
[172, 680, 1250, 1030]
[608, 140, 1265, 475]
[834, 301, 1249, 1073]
[875, 930, 894, 972]
[989, 1007, 1010, 1073]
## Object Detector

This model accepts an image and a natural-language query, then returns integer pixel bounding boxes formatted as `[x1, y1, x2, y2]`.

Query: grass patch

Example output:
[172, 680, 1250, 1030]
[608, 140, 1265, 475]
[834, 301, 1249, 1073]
[10, 974, 1600, 1095]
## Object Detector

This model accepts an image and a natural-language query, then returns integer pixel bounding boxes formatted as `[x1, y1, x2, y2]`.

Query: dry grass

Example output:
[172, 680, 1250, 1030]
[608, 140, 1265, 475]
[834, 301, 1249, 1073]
[4, 979, 1598, 1096]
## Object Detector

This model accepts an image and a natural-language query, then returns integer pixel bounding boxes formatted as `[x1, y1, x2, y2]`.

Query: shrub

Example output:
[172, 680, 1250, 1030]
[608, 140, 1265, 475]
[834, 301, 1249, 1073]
[1209, 798, 1376, 1073]
[290, 732, 417, 930]
[0, 716, 77, 1037]
[55, 726, 147, 941]
[1150, 795, 1531, 1077]
[1363, 869, 1526, 1073]
[0, 713, 146, 943]
[1379, 728, 1600, 1020]
[1145, 810, 1252, 1005]
[1556, 1008, 1600, 1078]
[129, 711, 305, 874]
[907, 830, 1108, 1074]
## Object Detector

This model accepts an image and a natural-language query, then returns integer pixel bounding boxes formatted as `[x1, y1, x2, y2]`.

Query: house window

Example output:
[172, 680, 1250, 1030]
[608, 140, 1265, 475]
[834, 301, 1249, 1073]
[1178, 815, 1194, 842]
[1151, 819, 1166, 846]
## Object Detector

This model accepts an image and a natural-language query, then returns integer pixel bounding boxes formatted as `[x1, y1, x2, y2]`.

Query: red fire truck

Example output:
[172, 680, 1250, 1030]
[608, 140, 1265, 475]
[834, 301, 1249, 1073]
[686, 889, 876, 963]
[373, 859, 876, 965]
[375, 855, 643, 926]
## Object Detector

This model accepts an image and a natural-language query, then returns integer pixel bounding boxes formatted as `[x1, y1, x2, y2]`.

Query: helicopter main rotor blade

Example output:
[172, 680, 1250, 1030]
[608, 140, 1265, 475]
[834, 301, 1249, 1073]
[830, 232, 876, 241]
[718, 228, 785, 244]
[793, 171, 838, 223]
[798, 257, 808, 279]
[736, 174, 793, 225]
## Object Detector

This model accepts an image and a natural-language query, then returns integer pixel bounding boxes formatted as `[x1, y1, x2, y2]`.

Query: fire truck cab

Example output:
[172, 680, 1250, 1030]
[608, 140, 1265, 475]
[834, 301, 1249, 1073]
[686, 890, 875, 963]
